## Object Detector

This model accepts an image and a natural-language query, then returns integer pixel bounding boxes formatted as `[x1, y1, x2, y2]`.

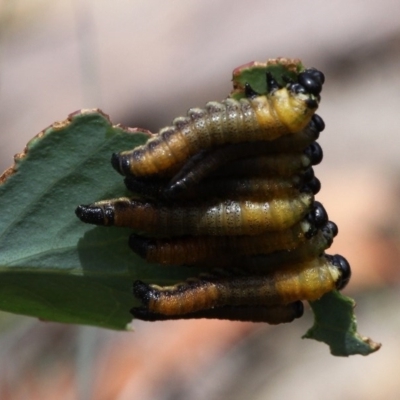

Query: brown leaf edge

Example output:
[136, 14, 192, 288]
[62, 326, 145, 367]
[0, 109, 153, 185]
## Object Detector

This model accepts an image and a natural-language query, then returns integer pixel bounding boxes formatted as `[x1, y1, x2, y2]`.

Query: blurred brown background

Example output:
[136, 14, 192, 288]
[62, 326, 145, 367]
[1, 1, 400, 399]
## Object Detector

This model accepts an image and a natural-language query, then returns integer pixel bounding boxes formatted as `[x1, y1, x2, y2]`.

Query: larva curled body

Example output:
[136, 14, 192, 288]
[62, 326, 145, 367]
[133, 254, 351, 315]
[130, 302, 304, 323]
[111, 72, 322, 178]
[75, 192, 314, 236]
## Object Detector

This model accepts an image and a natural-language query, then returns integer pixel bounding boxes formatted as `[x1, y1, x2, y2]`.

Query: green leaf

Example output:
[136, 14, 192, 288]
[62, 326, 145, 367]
[230, 58, 304, 99]
[0, 110, 203, 330]
[304, 291, 381, 356]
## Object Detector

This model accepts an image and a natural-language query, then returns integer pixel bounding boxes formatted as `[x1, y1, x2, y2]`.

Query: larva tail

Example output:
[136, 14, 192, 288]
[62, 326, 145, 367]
[75, 203, 114, 226]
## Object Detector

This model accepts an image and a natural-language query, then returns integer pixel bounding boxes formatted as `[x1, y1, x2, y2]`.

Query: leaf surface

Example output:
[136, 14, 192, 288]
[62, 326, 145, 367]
[0, 110, 202, 329]
[305, 291, 381, 356]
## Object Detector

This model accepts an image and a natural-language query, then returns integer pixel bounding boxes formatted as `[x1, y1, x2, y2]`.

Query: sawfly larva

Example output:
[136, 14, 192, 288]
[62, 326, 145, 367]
[130, 302, 303, 323]
[132, 254, 351, 315]
[75, 192, 314, 236]
[111, 69, 323, 178]
[164, 115, 324, 197]
[213, 144, 322, 180]
[128, 202, 327, 265]
[199, 220, 338, 270]
[125, 174, 320, 202]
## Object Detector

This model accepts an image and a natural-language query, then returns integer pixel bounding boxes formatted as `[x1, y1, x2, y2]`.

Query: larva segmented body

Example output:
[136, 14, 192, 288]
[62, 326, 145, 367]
[130, 302, 304, 324]
[133, 254, 351, 315]
[75, 192, 314, 236]
[188, 220, 338, 269]
[164, 114, 325, 196]
[129, 218, 316, 265]
[111, 72, 322, 178]
[214, 150, 319, 180]
[125, 141, 323, 200]
[125, 174, 319, 202]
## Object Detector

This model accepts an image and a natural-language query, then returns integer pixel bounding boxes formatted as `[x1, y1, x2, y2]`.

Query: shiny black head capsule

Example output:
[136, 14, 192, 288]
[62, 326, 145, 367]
[329, 254, 352, 290]
[304, 142, 323, 165]
[306, 176, 321, 195]
[306, 201, 328, 229]
[311, 114, 325, 133]
[305, 68, 325, 85]
[297, 68, 324, 96]
[321, 221, 338, 246]
[325, 221, 339, 238]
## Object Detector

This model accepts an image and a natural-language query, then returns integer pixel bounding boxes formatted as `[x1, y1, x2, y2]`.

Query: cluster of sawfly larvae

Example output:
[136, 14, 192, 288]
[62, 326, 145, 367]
[76, 64, 351, 324]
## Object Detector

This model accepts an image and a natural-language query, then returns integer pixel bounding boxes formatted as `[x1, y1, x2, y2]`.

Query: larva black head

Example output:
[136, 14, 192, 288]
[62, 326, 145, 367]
[302, 167, 315, 182]
[75, 204, 114, 225]
[328, 254, 352, 290]
[311, 114, 325, 133]
[305, 68, 325, 86]
[304, 202, 327, 238]
[304, 142, 323, 166]
[306, 201, 328, 229]
[111, 152, 132, 176]
[325, 221, 339, 238]
[303, 176, 321, 195]
[320, 220, 338, 246]
[297, 68, 324, 96]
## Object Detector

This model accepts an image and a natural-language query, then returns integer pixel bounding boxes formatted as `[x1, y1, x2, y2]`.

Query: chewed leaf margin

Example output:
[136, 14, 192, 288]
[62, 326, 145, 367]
[305, 291, 381, 356]
[230, 57, 304, 100]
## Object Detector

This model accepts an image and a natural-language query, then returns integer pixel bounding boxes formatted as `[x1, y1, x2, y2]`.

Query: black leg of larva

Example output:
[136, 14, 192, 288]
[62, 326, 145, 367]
[244, 83, 260, 99]
[266, 72, 281, 92]
[130, 302, 304, 324]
